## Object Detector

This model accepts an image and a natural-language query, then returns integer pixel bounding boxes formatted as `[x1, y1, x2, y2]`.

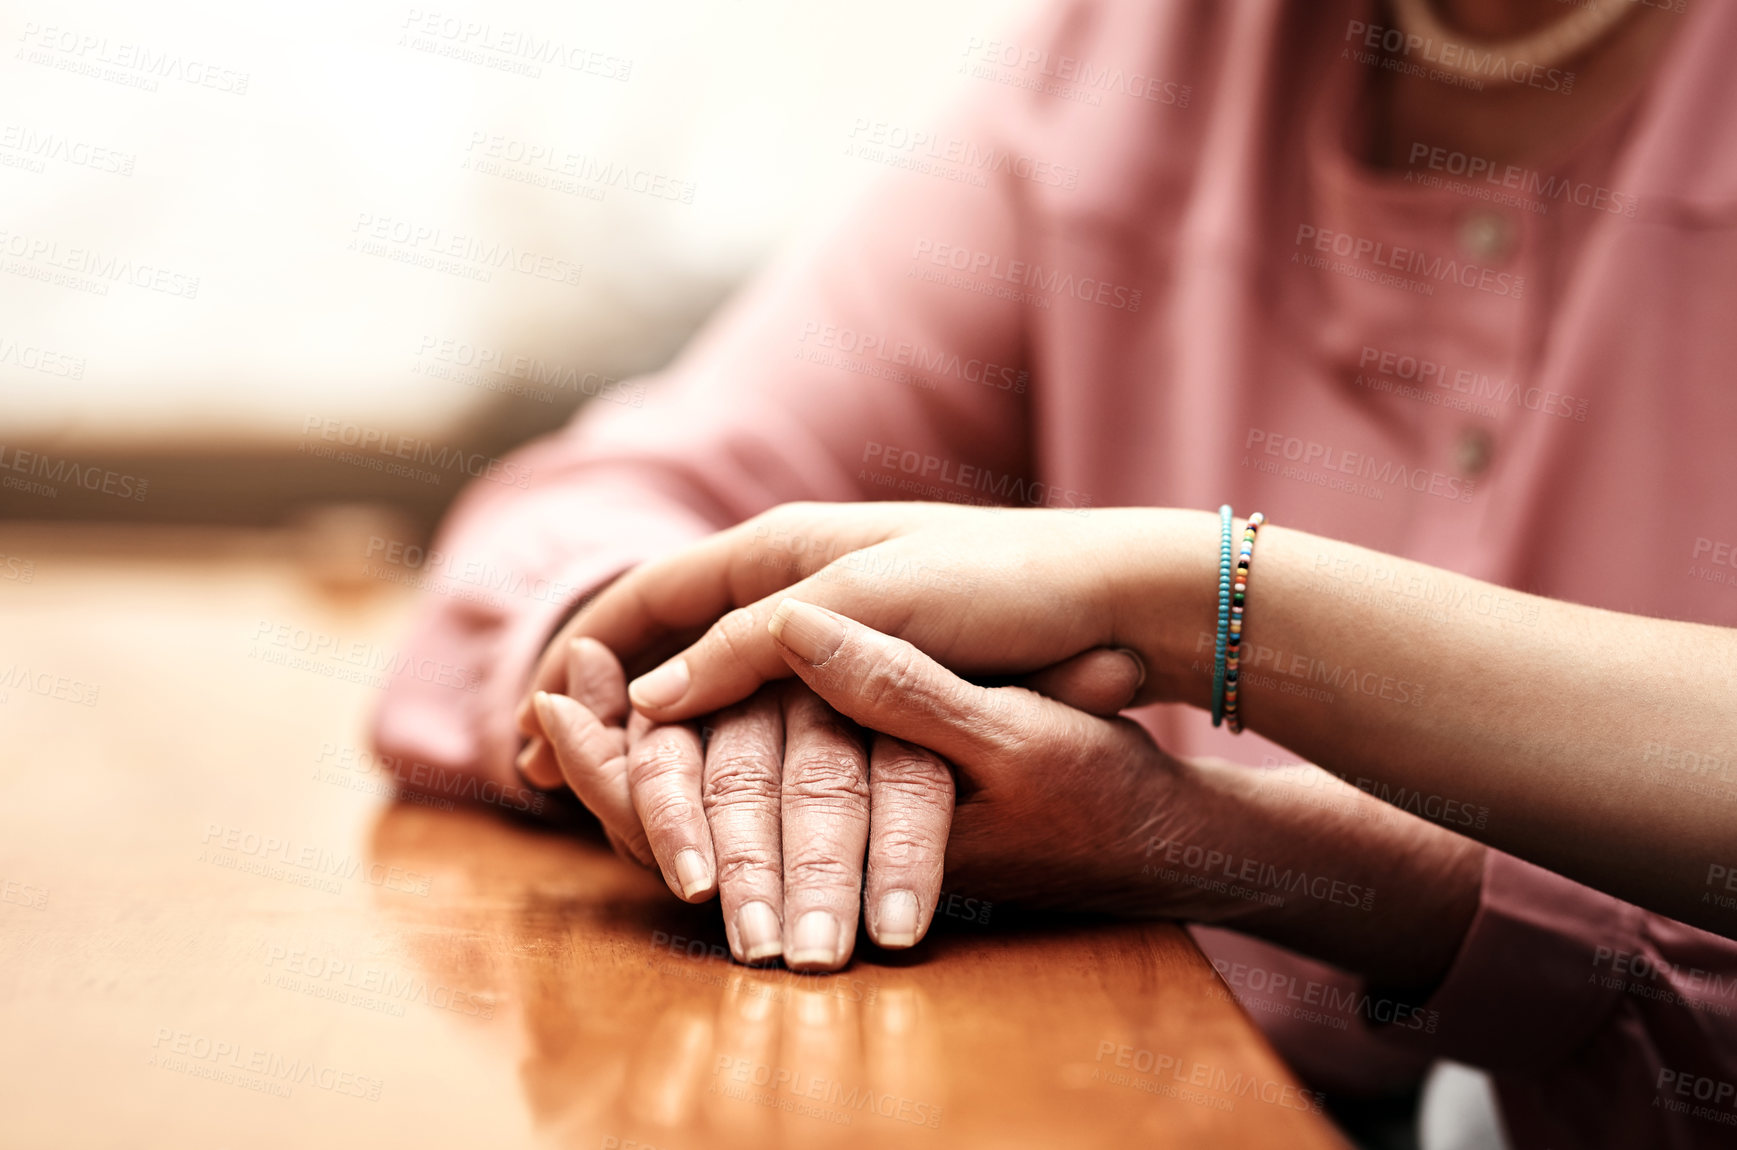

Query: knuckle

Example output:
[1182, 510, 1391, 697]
[873, 747, 952, 790]
[873, 772, 954, 816]
[636, 789, 701, 838]
[867, 822, 943, 867]
[783, 854, 860, 893]
[702, 750, 780, 809]
[969, 690, 1031, 757]
[784, 751, 869, 804]
[859, 645, 930, 714]
[986, 694, 1063, 764]
[715, 847, 780, 888]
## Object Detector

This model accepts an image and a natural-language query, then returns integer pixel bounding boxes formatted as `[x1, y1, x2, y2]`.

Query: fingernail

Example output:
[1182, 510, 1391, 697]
[767, 600, 844, 666]
[876, 890, 919, 948]
[673, 848, 711, 899]
[737, 901, 782, 963]
[787, 910, 840, 967]
[629, 658, 689, 709]
[531, 690, 557, 731]
[1114, 648, 1148, 690]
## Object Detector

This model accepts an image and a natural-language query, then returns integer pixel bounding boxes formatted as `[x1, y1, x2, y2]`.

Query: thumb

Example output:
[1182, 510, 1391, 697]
[1018, 647, 1145, 716]
[565, 635, 629, 725]
[766, 598, 1044, 765]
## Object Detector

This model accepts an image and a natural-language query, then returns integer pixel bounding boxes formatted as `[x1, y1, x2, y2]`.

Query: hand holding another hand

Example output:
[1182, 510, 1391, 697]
[556, 502, 1221, 725]
[522, 593, 1239, 970]
[531, 637, 957, 970]
[507, 501, 1486, 987]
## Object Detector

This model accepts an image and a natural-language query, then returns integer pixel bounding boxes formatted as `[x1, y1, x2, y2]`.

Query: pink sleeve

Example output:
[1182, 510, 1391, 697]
[1378, 851, 1737, 1148]
[368, 37, 1048, 792]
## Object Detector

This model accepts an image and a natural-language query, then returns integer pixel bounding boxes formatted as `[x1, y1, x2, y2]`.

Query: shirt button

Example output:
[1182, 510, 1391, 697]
[1454, 426, 1494, 476]
[1458, 211, 1515, 263]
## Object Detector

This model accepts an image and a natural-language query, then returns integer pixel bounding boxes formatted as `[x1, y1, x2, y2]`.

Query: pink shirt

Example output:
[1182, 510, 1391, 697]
[373, 1, 1737, 1144]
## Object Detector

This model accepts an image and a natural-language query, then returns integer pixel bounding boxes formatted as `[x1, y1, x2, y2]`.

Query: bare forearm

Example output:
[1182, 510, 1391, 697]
[1124, 511, 1737, 932]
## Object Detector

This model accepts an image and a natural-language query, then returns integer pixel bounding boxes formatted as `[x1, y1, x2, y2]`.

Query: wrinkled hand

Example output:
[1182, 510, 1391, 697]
[533, 630, 948, 970]
[525, 632, 1147, 970]
[544, 501, 1217, 726]
[749, 600, 1216, 912]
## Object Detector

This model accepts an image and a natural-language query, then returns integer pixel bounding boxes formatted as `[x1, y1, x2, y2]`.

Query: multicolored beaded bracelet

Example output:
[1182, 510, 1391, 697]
[1211, 504, 1234, 728]
[1223, 511, 1266, 735]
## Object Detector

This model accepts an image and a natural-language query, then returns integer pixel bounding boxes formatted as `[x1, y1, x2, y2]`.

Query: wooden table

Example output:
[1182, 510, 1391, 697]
[0, 522, 1348, 1149]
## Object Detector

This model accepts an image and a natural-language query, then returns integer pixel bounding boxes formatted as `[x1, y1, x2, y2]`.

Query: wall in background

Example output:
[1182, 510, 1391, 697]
[1, 0, 1038, 463]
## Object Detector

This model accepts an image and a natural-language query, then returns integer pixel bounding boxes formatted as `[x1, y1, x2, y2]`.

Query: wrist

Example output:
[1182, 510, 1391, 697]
[1103, 507, 1224, 708]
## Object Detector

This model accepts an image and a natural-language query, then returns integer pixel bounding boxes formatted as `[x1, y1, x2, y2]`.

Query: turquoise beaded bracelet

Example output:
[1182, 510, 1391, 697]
[1211, 504, 1233, 727]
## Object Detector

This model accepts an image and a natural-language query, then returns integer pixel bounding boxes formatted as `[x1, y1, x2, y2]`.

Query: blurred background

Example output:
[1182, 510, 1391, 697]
[0, 0, 1038, 535]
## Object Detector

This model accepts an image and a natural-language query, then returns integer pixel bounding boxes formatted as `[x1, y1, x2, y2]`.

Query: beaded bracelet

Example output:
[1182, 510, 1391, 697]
[1223, 511, 1266, 734]
[1211, 504, 1234, 727]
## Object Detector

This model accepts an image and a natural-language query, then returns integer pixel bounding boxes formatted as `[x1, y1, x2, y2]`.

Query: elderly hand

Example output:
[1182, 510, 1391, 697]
[734, 599, 1210, 912]
[526, 630, 1145, 970]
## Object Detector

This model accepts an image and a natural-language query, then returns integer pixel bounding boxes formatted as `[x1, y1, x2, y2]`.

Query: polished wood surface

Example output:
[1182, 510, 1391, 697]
[0, 523, 1347, 1149]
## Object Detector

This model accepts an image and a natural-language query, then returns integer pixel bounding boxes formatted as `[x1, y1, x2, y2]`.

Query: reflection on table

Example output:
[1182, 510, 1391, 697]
[0, 523, 1346, 1149]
